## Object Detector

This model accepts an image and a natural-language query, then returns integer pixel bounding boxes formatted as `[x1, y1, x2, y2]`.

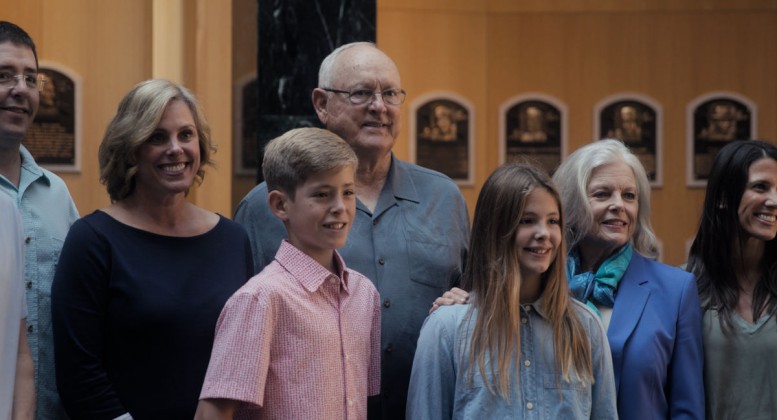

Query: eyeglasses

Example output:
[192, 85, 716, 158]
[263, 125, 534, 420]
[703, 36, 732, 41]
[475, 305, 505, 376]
[0, 71, 47, 91]
[322, 87, 406, 106]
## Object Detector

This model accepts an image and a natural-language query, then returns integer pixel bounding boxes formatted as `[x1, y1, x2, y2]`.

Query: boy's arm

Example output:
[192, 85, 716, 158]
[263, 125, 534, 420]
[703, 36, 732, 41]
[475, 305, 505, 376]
[194, 399, 237, 420]
[368, 290, 382, 396]
[13, 319, 35, 420]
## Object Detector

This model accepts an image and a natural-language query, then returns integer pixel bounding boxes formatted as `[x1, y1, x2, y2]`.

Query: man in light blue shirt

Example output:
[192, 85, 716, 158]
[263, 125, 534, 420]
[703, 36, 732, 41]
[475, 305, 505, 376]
[0, 21, 78, 419]
[235, 42, 469, 419]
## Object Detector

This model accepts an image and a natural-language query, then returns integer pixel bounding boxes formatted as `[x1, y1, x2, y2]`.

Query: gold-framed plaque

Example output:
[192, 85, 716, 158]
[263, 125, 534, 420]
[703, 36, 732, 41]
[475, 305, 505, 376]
[410, 92, 474, 186]
[233, 74, 259, 176]
[595, 93, 662, 187]
[686, 92, 755, 187]
[499, 93, 566, 176]
[27, 62, 81, 172]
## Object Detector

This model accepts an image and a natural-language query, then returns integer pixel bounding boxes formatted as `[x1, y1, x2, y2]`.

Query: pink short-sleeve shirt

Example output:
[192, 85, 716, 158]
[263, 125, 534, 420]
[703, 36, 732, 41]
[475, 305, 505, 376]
[200, 240, 381, 420]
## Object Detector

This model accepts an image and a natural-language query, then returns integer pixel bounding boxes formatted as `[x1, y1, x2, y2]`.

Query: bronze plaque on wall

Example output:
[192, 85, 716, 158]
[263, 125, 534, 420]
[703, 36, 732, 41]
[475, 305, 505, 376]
[26, 65, 80, 171]
[501, 98, 564, 175]
[687, 95, 753, 187]
[597, 97, 660, 185]
[412, 95, 473, 185]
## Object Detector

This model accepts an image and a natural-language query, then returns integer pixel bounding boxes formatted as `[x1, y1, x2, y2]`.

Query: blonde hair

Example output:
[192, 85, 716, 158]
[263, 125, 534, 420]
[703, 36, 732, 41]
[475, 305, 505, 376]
[461, 162, 594, 400]
[263, 127, 357, 198]
[98, 79, 215, 201]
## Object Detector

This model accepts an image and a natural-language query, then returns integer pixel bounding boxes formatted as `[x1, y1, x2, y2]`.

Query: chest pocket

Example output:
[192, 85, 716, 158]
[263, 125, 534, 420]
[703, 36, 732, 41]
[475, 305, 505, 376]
[543, 374, 591, 416]
[407, 238, 459, 289]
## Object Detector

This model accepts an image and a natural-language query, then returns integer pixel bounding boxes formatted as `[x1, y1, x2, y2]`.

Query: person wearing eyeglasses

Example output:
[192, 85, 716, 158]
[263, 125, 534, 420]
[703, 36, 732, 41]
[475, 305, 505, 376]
[0, 21, 79, 420]
[234, 42, 470, 419]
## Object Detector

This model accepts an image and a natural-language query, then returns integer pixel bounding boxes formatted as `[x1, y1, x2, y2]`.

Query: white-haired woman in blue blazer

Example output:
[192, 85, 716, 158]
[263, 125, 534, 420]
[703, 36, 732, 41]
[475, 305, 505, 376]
[552, 139, 704, 419]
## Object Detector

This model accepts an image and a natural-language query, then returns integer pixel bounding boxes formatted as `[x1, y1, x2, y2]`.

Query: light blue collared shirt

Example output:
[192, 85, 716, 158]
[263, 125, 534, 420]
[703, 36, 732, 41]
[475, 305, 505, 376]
[407, 298, 618, 420]
[0, 145, 78, 420]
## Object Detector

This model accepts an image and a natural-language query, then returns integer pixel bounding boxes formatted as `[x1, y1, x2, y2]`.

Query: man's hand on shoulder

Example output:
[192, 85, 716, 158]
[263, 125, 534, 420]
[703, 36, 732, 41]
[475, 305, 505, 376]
[429, 287, 469, 314]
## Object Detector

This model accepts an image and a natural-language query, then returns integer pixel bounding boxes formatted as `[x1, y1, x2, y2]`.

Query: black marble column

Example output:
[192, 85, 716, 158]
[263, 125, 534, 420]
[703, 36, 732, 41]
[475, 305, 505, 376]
[254, 0, 376, 182]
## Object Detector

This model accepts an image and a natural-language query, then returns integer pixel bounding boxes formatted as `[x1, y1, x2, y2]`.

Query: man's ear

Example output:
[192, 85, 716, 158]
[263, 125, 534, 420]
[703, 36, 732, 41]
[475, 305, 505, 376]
[312, 88, 329, 125]
[268, 190, 291, 222]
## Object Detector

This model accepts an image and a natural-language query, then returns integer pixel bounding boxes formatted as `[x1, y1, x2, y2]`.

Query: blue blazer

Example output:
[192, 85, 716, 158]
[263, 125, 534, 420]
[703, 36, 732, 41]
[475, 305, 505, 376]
[608, 253, 704, 420]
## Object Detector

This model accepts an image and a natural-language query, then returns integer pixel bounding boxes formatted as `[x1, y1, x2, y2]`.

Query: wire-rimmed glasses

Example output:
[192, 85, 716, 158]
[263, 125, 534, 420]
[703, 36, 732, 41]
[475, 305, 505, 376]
[0, 71, 47, 91]
[321, 87, 406, 106]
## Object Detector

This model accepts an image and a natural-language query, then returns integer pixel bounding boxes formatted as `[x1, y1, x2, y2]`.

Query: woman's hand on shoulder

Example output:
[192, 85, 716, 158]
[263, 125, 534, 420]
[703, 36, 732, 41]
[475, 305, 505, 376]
[429, 287, 469, 314]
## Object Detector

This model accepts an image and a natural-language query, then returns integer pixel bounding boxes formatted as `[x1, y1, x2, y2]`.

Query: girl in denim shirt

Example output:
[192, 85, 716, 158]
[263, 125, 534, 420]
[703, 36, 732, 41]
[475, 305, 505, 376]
[407, 162, 617, 419]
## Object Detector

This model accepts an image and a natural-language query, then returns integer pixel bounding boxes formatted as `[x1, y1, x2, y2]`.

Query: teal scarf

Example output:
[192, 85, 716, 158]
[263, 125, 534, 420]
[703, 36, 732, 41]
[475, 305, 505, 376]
[566, 243, 633, 316]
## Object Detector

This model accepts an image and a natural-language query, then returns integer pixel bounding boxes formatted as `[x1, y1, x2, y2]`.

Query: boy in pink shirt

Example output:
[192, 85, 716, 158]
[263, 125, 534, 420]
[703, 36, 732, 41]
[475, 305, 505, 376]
[195, 128, 381, 420]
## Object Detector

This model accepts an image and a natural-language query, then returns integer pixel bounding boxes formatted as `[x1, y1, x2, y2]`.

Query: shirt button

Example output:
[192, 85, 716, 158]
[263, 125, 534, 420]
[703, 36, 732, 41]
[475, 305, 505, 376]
[521, 317, 527, 324]
[378, 258, 385, 265]
[348, 399, 354, 406]
[385, 343, 393, 353]
[524, 305, 532, 312]
[527, 402, 534, 410]
[27, 324, 33, 333]
[372, 220, 378, 226]
[383, 299, 391, 308]
[524, 359, 531, 367]
[329, 278, 338, 284]
[26, 281, 32, 289]
[25, 237, 31, 244]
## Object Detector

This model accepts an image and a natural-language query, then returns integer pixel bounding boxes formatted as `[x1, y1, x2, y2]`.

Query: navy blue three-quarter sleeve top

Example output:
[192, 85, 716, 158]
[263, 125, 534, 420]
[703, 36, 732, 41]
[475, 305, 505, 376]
[52, 211, 254, 420]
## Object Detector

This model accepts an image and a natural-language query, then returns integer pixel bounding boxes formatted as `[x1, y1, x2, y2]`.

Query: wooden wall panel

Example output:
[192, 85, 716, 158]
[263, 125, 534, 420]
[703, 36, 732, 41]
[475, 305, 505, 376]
[186, 0, 233, 217]
[5, 0, 776, 265]
[1, 0, 153, 215]
[231, 0, 258, 211]
[379, 1, 777, 265]
[379, 8, 488, 214]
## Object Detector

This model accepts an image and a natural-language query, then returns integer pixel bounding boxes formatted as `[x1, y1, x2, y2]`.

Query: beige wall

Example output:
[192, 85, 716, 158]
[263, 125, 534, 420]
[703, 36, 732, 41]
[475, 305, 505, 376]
[5, 0, 777, 264]
[4, 0, 153, 214]
[3, 0, 233, 216]
[378, 0, 777, 265]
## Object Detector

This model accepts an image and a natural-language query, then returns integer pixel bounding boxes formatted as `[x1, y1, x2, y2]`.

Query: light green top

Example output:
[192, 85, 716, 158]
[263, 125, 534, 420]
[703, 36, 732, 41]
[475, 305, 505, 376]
[703, 309, 777, 420]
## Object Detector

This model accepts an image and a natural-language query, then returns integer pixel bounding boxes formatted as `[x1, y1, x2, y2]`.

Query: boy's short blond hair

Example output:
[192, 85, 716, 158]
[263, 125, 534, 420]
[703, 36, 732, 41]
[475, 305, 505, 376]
[263, 127, 358, 198]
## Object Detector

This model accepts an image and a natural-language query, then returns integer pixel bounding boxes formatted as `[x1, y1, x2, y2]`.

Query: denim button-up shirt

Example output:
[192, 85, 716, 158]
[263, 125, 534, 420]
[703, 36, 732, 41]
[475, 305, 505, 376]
[235, 155, 470, 419]
[0, 146, 78, 419]
[407, 299, 618, 420]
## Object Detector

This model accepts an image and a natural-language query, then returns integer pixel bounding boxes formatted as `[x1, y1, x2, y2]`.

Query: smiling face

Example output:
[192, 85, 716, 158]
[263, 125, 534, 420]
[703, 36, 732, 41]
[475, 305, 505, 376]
[515, 187, 562, 285]
[581, 160, 639, 263]
[314, 45, 401, 159]
[280, 165, 357, 268]
[0, 42, 39, 147]
[134, 99, 200, 199]
[737, 157, 777, 242]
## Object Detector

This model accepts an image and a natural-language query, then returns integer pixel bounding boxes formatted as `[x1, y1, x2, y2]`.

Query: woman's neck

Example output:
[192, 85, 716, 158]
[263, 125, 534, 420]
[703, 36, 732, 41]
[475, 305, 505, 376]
[519, 274, 542, 304]
[734, 236, 765, 289]
[104, 192, 214, 237]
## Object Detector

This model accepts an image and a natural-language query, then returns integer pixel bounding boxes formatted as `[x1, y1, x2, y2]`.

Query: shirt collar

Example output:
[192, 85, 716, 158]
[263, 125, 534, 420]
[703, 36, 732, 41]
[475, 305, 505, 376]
[19, 145, 51, 186]
[274, 240, 350, 294]
[385, 154, 420, 204]
[522, 294, 550, 320]
[0, 145, 50, 192]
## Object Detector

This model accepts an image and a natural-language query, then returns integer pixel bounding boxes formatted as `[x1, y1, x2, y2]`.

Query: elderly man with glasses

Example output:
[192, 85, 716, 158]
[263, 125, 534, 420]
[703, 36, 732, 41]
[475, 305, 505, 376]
[0, 21, 79, 420]
[234, 42, 469, 419]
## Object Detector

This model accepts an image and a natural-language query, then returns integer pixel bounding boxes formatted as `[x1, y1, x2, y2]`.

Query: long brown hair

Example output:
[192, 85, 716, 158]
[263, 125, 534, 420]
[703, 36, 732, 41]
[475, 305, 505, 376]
[461, 162, 594, 400]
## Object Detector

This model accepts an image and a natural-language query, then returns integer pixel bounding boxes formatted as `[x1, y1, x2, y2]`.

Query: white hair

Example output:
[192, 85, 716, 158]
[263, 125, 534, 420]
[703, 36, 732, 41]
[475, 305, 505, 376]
[552, 139, 658, 258]
[317, 41, 377, 88]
